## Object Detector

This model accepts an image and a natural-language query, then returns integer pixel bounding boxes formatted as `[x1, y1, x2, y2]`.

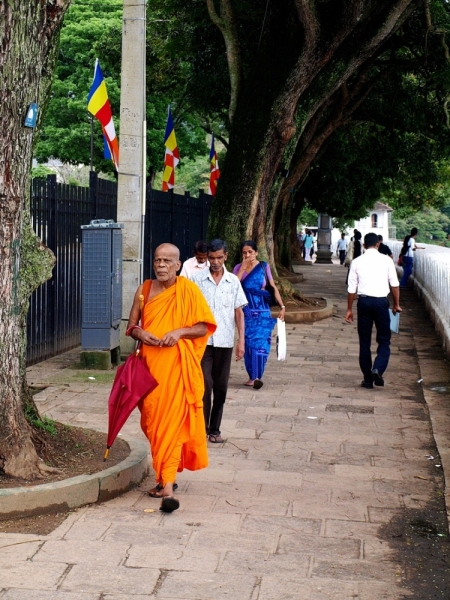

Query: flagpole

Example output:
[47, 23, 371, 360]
[90, 115, 94, 172]
[140, 2, 147, 284]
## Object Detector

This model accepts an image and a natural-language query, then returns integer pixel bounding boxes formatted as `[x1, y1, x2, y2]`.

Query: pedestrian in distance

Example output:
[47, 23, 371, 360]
[189, 239, 247, 444]
[303, 229, 315, 262]
[345, 232, 402, 389]
[179, 240, 209, 278]
[344, 230, 362, 284]
[399, 227, 425, 288]
[126, 243, 217, 512]
[377, 235, 393, 259]
[336, 233, 348, 265]
[297, 230, 306, 258]
[233, 240, 285, 389]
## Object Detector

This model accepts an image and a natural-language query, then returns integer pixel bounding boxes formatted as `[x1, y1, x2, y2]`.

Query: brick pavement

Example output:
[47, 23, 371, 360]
[1, 260, 450, 599]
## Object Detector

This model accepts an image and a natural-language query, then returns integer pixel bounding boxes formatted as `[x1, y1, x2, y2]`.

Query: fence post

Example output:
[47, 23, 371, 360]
[185, 190, 190, 258]
[199, 190, 207, 240]
[46, 174, 58, 356]
[89, 171, 98, 220]
[46, 174, 57, 250]
[170, 188, 174, 242]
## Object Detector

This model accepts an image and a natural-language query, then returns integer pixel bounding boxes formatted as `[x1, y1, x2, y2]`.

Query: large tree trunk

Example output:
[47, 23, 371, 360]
[0, 0, 71, 479]
[208, 0, 421, 268]
[272, 54, 396, 269]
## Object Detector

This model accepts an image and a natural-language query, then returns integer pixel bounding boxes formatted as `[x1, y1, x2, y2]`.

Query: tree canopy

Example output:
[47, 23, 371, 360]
[36, 0, 450, 265]
[36, 0, 209, 180]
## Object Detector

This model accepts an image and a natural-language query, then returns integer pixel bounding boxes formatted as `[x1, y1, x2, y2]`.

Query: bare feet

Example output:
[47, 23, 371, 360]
[244, 380, 254, 386]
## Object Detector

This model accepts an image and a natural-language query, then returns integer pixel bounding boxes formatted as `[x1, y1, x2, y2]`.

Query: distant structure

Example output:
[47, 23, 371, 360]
[352, 202, 395, 241]
[330, 202, 395, 252]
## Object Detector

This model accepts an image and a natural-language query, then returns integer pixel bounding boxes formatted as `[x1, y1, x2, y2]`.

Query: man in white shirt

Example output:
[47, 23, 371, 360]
[346, 232, 402, 389]
[190, 239, 247, 443]
[336, 233, 348, 265]
[179, 240, 209, 277]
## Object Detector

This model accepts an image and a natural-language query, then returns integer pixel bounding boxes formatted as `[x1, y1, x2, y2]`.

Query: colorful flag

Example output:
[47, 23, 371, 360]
[208, 133, 220, 196]
[162, 107, 179, 191]
[87, 59, 119, 170]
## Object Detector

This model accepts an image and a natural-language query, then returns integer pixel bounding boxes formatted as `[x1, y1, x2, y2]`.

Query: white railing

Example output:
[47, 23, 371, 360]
[390, 240, 450, 357]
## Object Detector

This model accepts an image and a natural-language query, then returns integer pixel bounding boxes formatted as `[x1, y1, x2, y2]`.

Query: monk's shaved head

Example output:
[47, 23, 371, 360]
[155, 243, 180, 260]
[153, 243, 181, 286]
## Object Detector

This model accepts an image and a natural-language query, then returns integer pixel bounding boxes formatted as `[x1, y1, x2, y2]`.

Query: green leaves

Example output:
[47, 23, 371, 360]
[35, 0, 214, 180]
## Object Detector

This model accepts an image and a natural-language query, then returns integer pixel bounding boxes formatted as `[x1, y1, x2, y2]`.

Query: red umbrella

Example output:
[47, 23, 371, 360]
[104, 295, 158, 460]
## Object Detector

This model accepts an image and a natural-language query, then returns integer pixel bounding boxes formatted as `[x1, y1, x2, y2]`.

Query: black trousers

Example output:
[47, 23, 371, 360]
[201, 346, 233, 436]
[357, 296, 391, 382]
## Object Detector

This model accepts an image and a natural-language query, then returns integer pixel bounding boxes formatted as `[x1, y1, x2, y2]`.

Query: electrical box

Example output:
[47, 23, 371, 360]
[81, 220, 123, 350]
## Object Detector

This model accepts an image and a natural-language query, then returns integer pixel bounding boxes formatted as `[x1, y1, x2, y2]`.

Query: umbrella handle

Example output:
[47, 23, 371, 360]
[136, 294, 145, 356]
[103, 446, 110, 461]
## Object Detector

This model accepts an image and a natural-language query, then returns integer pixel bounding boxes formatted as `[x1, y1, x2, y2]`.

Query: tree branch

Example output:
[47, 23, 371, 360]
[206, 0, 242, 124]
[424, 0, 432, 30]
[201, 122, 229, 149]
[206, 0, 224, 29]
[294, 0, 319, 51]
[421, 0, 450, 128]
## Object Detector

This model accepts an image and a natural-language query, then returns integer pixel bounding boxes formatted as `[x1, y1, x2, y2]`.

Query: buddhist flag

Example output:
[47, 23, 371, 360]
[208, 133, 220, 196]
[87, 59, 119, 170]
[162, 106, 179, 191]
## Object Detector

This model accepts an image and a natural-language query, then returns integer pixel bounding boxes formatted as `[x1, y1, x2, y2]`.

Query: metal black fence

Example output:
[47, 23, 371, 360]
[27, 175, 212, 365]
[27, 173, 117, 365]
[144, 187, 212, 279]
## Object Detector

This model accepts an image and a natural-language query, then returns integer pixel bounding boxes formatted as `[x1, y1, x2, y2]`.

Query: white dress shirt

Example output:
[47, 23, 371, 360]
[347, 248, 399, 297]
[190, 266, 247, 348]
[406, 237, 416, 258]
[179, 256, 210, 278]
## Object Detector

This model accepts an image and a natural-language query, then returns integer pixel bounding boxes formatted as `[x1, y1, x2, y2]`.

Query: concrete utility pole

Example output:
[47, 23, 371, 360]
[117, 0, 146, 352]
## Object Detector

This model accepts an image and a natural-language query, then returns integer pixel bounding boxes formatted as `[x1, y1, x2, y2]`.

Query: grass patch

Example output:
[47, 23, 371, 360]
[24, 404, 58, 436]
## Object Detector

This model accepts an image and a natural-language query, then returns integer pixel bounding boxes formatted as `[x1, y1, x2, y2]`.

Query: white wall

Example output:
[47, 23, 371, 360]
[330, 210, 391, 252]
[391, 240, 450, 359]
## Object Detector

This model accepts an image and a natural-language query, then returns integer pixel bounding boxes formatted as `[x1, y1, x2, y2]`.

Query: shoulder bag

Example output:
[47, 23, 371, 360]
[262, 262, 277, 307]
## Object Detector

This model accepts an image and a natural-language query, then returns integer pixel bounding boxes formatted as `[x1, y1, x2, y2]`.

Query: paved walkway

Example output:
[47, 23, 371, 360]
[2, 260, 450, 599]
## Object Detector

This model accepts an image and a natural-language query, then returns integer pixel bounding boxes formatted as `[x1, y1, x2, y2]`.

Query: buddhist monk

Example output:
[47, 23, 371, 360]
[126, 243, 216, 512]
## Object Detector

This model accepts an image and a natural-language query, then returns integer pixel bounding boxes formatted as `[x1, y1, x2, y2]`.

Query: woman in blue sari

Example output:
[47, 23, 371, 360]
[233, 241, 285, 389]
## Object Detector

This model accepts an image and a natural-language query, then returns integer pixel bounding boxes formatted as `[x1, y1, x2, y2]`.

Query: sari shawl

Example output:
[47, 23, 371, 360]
[139, 277, 216, 483]
[240, 262, 277, 380]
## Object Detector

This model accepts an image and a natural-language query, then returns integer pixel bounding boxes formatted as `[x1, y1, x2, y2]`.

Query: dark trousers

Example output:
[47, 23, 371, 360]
[400, 256, 413, 287]
[339, 250, 346, 265]
[201, 346, 233, 436]
[357, 296, 391, 382]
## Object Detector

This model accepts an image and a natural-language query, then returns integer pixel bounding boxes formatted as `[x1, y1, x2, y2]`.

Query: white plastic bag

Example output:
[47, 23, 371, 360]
[276, 318, 286, 361]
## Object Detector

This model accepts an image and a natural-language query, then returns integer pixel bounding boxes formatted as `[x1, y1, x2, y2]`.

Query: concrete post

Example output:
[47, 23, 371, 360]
[117, 0, 146, 353]
[315, 213, 333, 264]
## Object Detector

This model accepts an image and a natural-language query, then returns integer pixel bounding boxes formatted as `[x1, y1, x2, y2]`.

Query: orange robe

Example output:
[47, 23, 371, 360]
[139, 276, 216, 485]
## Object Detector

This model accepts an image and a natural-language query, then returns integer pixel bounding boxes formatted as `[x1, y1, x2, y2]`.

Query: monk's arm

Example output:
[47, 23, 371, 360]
[126, 285, 160, 346]
[160, 322, 208, 347]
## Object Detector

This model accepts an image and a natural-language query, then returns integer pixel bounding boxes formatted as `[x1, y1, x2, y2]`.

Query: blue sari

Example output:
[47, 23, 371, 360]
[240, 262, 277, 380]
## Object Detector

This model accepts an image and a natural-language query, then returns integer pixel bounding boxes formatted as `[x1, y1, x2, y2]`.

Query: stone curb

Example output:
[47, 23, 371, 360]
[272, 296, 333, 323]
[0, 437, 149, 521]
